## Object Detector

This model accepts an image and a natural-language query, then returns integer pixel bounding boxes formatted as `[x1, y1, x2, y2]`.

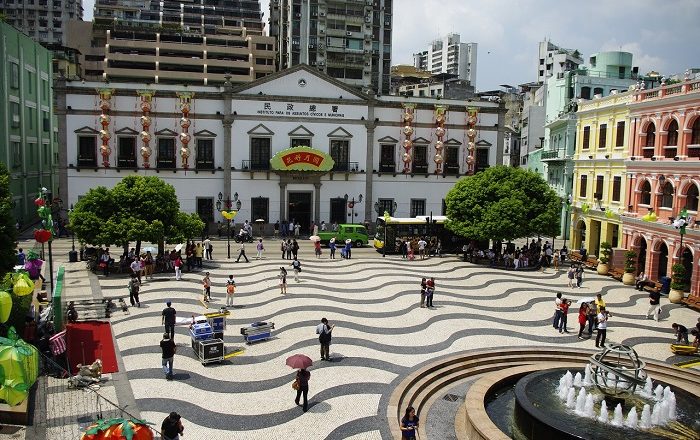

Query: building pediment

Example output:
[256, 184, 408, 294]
[74, 126, 99, 134]
[154, 128, 178, 136]
[234, 64, 370, 101]
[288, 125, 314, 137]
[378, 136, 399, 143]
[247, 124, 274, 136]
[327, 127, 353, 138]
[194, 129, 217, 137]
[412, 137, 431, 144]
[475, 139, 492, 146]
[445, 138, 462, 146]
[114, 127, 139, 135]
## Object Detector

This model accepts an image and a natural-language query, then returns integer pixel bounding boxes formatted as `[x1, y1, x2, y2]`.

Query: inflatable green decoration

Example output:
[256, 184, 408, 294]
[0, 292, 11, 324]
[0, 327, 39, 406]
[11, 273, 34, 297]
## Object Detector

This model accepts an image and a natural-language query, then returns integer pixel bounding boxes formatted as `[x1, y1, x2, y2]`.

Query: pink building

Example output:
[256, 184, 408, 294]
[623, 76, 700, 296]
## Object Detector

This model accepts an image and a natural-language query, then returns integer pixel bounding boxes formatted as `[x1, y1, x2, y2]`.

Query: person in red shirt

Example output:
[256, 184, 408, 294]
[174, 254, 183, 281]
[558, 299, 571, 333]
[577, 303, 588, 339]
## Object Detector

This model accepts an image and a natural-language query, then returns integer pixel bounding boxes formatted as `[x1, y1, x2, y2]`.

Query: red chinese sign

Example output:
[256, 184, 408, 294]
[282, 152, 325, 167]
[270, 146, 335, 172]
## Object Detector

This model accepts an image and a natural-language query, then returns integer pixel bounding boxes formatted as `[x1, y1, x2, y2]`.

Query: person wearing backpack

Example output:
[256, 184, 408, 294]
[291, 257, 302, 282]
[226, 275, 236, 307]
[128, 274, 141, 307]
[316, 317, 335, 361]
[256, 238, 265, 260]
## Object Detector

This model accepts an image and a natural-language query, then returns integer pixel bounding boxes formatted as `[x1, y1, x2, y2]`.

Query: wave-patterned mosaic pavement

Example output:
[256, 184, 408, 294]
[100, 248, 697, 440]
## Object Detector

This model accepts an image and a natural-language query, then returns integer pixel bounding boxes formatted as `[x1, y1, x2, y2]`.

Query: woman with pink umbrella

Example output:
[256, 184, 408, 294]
[286, 354, 312, 412]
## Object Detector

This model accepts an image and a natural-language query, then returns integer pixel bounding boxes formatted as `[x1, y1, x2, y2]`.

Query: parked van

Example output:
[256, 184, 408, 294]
[317, 224, 369, 247]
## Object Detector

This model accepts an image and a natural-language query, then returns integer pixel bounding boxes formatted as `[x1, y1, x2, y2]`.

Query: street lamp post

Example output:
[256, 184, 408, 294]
[563, 194, 572, 251]
[41, 190, 62, 293]
[374, 200, 397, 258]
[217, 192, 241, 259]
[344, 193, 363, 224]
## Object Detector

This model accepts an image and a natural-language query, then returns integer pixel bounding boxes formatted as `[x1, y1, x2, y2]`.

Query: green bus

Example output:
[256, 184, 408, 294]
[373, 216, 467, 254]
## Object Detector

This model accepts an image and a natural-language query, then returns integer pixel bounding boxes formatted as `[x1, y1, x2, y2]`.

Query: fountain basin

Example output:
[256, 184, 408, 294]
[496, 369, 700, 440]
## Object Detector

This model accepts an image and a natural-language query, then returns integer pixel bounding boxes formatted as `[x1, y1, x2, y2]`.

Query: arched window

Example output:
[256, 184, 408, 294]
[687, 184, 699, 211]
[661, 182, 674, 208]
[640, 181, 652, 205]
[692, 118, 700, 145]
[645, 123, 656, 147]
[667, 119, 678, 146]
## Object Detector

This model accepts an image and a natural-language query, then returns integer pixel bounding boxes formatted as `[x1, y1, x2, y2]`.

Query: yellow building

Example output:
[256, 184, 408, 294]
[570, 90, 634, 257]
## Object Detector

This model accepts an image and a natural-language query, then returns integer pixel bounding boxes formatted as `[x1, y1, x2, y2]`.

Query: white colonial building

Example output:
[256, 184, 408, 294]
[56, 65, 505, 232]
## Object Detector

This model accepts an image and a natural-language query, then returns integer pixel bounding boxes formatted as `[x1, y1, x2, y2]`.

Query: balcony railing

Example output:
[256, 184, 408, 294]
[117, 157, 137, 168]
[541, 149, 566, 161]
[412, 164, 428, 174]
[196, 159, 214, 170]
[77, 156, 97, 168]
[242, 160, 270, 171]
[333, 161, 359, 172]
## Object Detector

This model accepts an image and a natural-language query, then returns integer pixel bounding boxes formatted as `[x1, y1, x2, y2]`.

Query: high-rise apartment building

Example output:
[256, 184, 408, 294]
[269, 0, 393, 95]
[0, 0, 83, 46]
[65, 0, 275, 85]
[412, 33, 477, 87]
[0, 21, 57, 224]
[536, 40, 583, 83]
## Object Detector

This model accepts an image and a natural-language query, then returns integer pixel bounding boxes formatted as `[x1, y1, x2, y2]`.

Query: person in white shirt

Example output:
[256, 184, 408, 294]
[130, 259, 142, 284]
[320, 221, 327, 231]
[596, 307, 610, 348]
[417, 238, 427, 259]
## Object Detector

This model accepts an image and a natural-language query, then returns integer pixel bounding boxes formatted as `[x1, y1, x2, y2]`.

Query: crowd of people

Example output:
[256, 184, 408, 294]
[461, 239, 563, 271]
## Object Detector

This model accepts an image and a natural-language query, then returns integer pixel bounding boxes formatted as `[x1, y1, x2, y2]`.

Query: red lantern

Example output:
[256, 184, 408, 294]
[34, 229, 52, 243]
[34, 197, 45, 207]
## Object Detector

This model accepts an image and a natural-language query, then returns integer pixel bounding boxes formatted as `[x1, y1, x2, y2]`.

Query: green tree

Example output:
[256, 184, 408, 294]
[70, 175, 202, 254]
[444, 166, 561, 242]
[0, 163, 18, 278]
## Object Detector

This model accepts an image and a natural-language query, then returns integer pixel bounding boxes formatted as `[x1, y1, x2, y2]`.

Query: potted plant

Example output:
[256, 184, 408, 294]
[669, 263, 688, 304]
[622, 250, 637, 285]
[597, 242, 612, 275]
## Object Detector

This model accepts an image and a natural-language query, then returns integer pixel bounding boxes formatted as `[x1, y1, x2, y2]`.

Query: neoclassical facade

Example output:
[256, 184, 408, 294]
[55, 65, 505, 234]
[622, 77, 700, 296]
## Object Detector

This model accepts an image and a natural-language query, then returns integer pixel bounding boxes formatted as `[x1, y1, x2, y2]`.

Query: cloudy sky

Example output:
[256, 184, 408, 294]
[83, 0, 700, 91]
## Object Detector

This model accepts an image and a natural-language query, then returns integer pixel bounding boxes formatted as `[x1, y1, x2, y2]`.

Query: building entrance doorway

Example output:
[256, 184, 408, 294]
[681, 246, 693, 288]
[288, 192, 312, 234]
[330, 198, 346, 225]
[657, 242, 668, 279]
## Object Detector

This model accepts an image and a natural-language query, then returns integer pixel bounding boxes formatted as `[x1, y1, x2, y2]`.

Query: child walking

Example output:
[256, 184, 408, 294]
[226, 275, 236, 307]
[279, 267, 288, 294]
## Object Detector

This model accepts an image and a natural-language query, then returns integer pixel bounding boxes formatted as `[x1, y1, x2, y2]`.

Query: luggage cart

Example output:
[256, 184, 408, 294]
[240, 321, 275, 344]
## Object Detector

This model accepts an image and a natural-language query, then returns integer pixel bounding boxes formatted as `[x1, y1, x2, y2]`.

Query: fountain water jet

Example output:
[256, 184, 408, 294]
[575, 388, 587, 414]
[625, 407, 638, 429]
[573, 372, 583, 387]
[583, 394, 595, 418]
[611, 403, 624, 427]
[566, 388, 576, 409]
[597, 400, 609, 424]
[639, 404, 652, 429]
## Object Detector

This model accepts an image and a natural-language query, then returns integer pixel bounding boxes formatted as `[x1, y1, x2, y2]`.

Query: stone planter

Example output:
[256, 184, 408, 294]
[669, 289, 685, 304]
[597, 263, 609, 275]
[622, 272, 636, 285]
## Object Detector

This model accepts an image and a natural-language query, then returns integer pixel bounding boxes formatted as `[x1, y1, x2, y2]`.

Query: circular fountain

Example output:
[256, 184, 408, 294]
[489, 345, 700, 439]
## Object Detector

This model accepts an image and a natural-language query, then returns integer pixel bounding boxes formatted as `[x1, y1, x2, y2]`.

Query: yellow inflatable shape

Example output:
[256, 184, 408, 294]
[0, 292, 11, 324]
[221, 210, 238, 220]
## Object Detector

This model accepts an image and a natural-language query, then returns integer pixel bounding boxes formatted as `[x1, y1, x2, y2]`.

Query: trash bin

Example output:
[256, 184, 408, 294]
[660, 276, 671, 295]
[68, 250, 78, 263]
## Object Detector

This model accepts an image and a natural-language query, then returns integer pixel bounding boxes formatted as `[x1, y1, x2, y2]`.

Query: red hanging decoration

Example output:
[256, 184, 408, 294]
[401, 103, 416, 173]
[97, 88, 114, 168]
[465, 107, 478, 175]
[434, 105, 448, 174]
[138, 91, 155, 168]
[34, 229, 52, 243]
[177, 92, 194, 170]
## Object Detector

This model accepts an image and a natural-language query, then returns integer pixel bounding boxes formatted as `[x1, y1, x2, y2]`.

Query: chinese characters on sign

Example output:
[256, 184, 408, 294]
[282, 151, 325, 168]
[256, 103, 345, 118]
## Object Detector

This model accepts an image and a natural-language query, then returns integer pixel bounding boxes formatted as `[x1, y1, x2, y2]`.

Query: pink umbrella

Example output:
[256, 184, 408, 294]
[286, 354, 313, 369]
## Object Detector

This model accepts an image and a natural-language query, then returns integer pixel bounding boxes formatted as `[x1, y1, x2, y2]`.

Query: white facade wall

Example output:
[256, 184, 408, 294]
[412, 34, 477, 86]
[60, 67, 502, 229]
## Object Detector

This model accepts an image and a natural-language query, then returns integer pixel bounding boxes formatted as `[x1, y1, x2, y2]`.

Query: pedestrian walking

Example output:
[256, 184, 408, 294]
[316, 317, 335, 360]
[294, 222, 301, 237]
[202, 272, 211, 302]
[647, 288, 661, 321]
[160, 333, 176, 380]
[291, 257, 302, 282]
[173, 254, 183, 280]
[279, 267, 287, 294]
[161, 412, 184, 440]
[314, 240, 322, 258]
[577, 303, 589, 339]
[539, 250, 547, 273]
[274, 221, 279, 238]
[345, 239, 352, 259]
[144, 251, 154, 280]
[420, 278, 427, 308]
[162, 301, 176, 340]
[329, 238, 336, 259]
[576, 265, 584, 288]
[294, 368, 311, 412]
[256, 239, 265, 259]
[281, 240, 287, 259]
[595, 307, 610, 348]
[553, 250, 560, 271]
[286, 239, 293, 259]
[402, 240, 408, 259]
[400, 406, 419, 440]
[594, 293, 605, 313]
[195, 243, 204, 268]
[559, 299, 571, 333]
[236, 242, 250, 263]
[586, 301, 596, 335]
[553, 292, 563, 330]
[292, 239, 299, 259]
[204, 237, 212, 259]
[128, 274, 141, 307]
[99, 248, 111, 277]
[426, 277, 435, 308]
[226, 275, 236, 307]
[418, 238, 427, 260]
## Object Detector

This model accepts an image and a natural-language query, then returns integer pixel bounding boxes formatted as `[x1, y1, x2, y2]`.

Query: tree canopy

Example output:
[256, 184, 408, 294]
[69, 176, 204, 251]
[0, 163, 18, 278]
[445, 166, 561, 242]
